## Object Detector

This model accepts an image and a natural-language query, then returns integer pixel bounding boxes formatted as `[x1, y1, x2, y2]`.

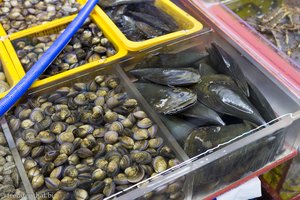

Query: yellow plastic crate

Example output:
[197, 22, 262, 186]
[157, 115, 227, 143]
[0, 41, 21, 99]
[78, 0, 203, 51]
[0, 24, 6, 37]
[4, 13, 127, 89]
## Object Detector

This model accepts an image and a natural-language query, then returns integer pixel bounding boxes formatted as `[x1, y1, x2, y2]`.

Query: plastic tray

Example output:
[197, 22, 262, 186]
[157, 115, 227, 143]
[117, 30, 300, 199]
[78, 0, 203, 52]
[3, 13, 127, 90]
[0, 41, 20, 99]
[2, 63, 190, 200]
[1, 32, 300, 200]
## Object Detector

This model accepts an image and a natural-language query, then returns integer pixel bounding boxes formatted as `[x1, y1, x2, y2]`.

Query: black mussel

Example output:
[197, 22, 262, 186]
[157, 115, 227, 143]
[208, 43, 249, 96]
[184, 122, 254, 157]
[194, 74, 265, 125]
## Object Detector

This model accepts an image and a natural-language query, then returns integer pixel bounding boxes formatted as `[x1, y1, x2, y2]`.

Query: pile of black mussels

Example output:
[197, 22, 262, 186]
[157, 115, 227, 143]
[129, 42, 279, 158]
[99, 0, 179, 41]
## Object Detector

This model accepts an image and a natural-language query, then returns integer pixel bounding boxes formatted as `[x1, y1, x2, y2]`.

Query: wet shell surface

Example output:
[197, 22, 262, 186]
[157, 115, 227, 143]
[13, 18, 116, 79]
[7, 74, 183, 198]
[0, 0, 80, 34]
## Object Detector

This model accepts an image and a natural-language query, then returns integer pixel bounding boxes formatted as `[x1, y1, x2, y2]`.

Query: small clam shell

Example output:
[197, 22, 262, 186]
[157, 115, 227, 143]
[160, 146, 176, 159]
[74, 124, 94, 138]
[90, 181, 105, 195]
[22, 128, 38, 140]
[54, 154, 68, 166]
[107, 160, 119, 176]
[149, 137, 164, 149]
[103, 182, 116, 197]
[106, 77, 119, 89]
[90, 194, 104, 200]
[123, 99, 138, 108]
[133, 111, 147, 119]
[18, 142, 32, 157]
[44, 150, 59, 162]
[137, 118, 153, 129]
[94, 96, 105, 106]
[74, 94, 88, 105]
[95, 75, 105, 84]
[92, 142, 105, 158]
[24, 158, 37, 171]
[18, 108, 32, 120]
[64, 165, 78, 178]
[60, 142, 74, 155]
[57, 131, 74, 144]
[9, 118, 21, 132]
[104, 131, 118, 144]
[92, 169, 106, 181]
[45, 177, 60, 190]
[109, 121, 124, 133]
[53, 190, 68, 200]
[120, 136, 134, 149]
[78, 172, 92, 180]
[82, 157, 94, 166]
[93, 127, 106, 138]
[104, 111, 118, 123]
[133, 140, 148, 151]
[50, 122, 67, 134]
[40, 162, 55, 177]
[95, 159, 108, 171]
[168, 159, 180, 168]
[133, 129, 149, 140]
[74, 83, 87, 91]
[31, 146, 45, 158]
[68, 154, 80, 165]
[76, 164, 91, 174]
[21, 119, 35, 129]
[74, 188, 89, 200]
[131, 151, 152, 165]
[152, 156, 168, 173]
[121, 118, 133, 128]
[26, 137, 41, 147]
[106, 96, 121, 109]
[77, 148, 93, 159]
[38, 131, 56, 144]
[120, 155, 131, 170]
[32, 174, 44, 191]
[27, 167, 41, 180]
[30, 108, 45, 123]
[113, 173, 129, 185]
[148, 125, 158, 139]
[124, 166, 145, 183]
[141, 165, 154, 176]
[60, 176, 78, 192]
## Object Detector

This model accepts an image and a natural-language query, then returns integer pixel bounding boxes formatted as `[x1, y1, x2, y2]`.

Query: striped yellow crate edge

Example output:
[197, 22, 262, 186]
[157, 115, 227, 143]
[0, 41, 21, 99]
[78, 0, 203, 51]
[4, 13, 127, 89]
[0, 24, 7, 37]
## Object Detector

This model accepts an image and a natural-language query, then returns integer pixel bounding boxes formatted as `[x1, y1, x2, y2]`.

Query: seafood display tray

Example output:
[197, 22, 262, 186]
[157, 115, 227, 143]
[0, 41, 20, 99]
[78, 0, 203, 51]
[117, 28, 300, 199]
[2, 28, 299, 199]
[3, 12, 127, 90]
[3, 64, 190, 200]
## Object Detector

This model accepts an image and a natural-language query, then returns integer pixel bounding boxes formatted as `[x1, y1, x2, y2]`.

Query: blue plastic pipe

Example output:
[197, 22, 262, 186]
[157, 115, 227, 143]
[0, 0, 99, 117]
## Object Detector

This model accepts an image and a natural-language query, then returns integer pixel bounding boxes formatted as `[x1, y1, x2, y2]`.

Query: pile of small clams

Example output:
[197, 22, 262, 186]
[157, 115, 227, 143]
[7, 74, 183, 199]
[0, 0, 80, 34]
[0, 62, 10, 93]
[14, 18, 116, 79]
[0, 131, 26, 200]
[99, 0, 179, 41]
